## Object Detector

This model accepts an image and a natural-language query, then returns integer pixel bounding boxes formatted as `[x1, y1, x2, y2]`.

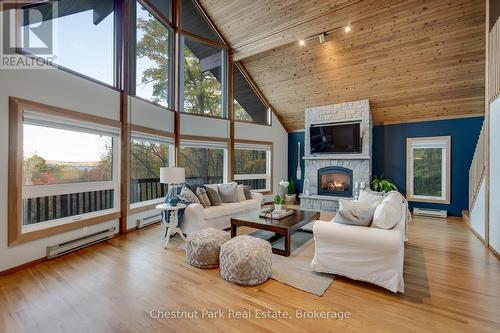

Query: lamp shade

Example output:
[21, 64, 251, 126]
[160, 167, 185, 184]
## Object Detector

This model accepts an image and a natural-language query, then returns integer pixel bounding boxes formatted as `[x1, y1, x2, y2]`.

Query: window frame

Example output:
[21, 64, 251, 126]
[180, 34, 228, 119]
[14, 0, 120, 89]
[132, 0, 176, 110]
[406, 136, 451, 204]
[129, 128, 175, 213]
[179, 135, 229, 184]
[233, 63, 272, 126]
[8, 97, 122, 246]
[234, 140, 273, 194]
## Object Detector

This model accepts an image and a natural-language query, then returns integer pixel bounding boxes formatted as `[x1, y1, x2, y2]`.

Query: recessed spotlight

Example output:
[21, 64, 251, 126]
[344, 26, 351, 33]
[299, 39, 305, 46]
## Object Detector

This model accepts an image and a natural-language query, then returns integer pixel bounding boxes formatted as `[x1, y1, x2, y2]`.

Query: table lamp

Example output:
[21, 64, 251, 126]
[160, 167, 185, 206]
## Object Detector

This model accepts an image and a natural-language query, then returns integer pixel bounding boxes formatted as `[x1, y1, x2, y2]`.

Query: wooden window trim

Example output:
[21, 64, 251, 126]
[234, 139, 273, 195]
[129, 127, 174, 211]
[406, 136, 451, 204]
[8, 97, 121, 246]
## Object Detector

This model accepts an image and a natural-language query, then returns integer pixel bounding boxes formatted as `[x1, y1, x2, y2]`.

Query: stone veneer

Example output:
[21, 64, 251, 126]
[300, 100, 372, 212]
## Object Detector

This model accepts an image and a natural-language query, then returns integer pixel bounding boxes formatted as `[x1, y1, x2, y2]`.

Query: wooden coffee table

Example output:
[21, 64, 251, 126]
[230, 209, 320, 257]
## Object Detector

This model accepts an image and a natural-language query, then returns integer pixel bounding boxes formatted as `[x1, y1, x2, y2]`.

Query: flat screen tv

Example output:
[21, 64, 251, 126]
[310, 122, 361, 154]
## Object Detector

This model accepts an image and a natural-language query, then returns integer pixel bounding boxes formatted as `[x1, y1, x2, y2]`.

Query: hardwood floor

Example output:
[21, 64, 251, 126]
[1, 215, 499, 333]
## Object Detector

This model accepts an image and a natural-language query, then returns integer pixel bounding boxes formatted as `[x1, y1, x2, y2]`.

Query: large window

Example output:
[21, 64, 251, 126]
[182, 37, 226, 118]
[19, 108, 120, 235]
[234, 142, 272, 192]
[181, 0, 222, 43]
[234, 65, 271, 125]
[406, 136, 451, 203]
[130, 132, 174, 207]
[178, 140, 227, 185]
[135, 1, 172, 107]
[19, 0, 116, 85]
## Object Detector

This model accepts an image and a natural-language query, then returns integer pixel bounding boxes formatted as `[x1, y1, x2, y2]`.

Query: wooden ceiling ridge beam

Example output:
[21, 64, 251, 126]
[231, 0, 362, 50]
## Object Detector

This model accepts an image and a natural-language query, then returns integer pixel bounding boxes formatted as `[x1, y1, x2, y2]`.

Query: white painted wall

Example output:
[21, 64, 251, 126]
[471, 178, 486, 240]
[180, 113, 229, 137]
[130, 97, 174, 133]
[236, 113, 288, 201]
[0, 68, 121, 272]
[0, 66, 288, 271]
[489, 97, 500, 253]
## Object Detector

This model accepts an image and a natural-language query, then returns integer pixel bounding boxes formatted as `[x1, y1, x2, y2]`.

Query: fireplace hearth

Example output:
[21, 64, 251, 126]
[317, 166, 353, 197]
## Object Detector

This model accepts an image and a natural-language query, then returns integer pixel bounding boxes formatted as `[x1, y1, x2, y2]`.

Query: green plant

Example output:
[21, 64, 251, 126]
[288, 180, 296, 195]
[273, 195, 283, 204]
[371, 174, 399, 193]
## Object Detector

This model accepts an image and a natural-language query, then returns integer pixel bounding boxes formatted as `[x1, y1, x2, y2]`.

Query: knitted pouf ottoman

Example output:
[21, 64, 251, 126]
[186, 228, 230, 268]
[219, 235, 272, 286]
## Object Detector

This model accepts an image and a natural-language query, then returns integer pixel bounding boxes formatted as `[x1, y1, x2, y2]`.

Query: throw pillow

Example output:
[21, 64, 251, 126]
[205, 183, 219, 194]
[178, 185, 200, 204]
[333, 199, 378, 227]
[187, 183, 205, 195]
[237, 184, 246, 202]
[243, 185, 252, 200]
[358, 189, 384, 205]
[206, 187, 221, 206]
[371, 192, 402, 230]
[218, 182, 239, 203]
[196, 187, 212, 208]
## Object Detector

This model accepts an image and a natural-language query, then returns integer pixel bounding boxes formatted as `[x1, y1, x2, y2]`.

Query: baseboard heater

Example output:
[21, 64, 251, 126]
[46, 227, 116, 259]
[137, 214, 162, 229]
[413, 207, 447, 218]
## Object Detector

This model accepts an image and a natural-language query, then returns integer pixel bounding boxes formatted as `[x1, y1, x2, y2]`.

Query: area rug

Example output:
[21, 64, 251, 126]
[249, 229, 335, 296]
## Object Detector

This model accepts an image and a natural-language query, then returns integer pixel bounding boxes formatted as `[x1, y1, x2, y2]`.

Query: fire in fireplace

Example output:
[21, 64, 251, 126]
[317, 166, 353, 197]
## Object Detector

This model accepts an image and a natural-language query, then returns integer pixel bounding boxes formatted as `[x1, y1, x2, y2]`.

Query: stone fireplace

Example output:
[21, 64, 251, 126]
[317, 166, 353, 197]
[300, 100, 372, 211]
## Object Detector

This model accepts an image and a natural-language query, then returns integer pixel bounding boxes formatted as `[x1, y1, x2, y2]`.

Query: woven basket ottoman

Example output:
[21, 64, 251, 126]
[186, 228, 230, 268]
[219, 235, 272, 286]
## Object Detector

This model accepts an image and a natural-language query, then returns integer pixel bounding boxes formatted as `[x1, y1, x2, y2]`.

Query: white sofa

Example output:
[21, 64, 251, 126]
[180, 190, 263, 235]
[311, 199, 407, 293]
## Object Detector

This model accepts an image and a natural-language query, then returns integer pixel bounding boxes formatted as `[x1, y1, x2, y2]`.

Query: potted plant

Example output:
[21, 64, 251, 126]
[285, 180, 296, 203]
[371, 174, 399, 193]
[273, 195, 283, 212]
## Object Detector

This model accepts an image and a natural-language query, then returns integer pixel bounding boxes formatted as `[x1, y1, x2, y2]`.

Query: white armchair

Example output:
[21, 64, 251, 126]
[311, 201, 407, 293]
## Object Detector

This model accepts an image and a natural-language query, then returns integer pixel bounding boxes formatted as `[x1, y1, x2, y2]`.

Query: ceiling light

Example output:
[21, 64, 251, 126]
[344, 26, 351, 33]
[319, 34, 325, 44]
[299, 39, 305, 46]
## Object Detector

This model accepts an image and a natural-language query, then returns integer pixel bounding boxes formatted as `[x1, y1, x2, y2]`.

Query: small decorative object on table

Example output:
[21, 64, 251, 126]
[273, 195, 283, 212]
[259, 207, 295, 219]
[160, 167, 186, 206]
[285, 179, 296, 203]
[279, 179, 289, 200]
[156, 203, 187, 249]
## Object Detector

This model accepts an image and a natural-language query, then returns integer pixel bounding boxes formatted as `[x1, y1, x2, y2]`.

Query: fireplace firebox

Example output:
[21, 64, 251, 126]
[317, 166, 353, 197]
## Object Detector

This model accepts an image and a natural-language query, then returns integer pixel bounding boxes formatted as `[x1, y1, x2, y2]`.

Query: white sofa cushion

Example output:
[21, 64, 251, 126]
[237, 184, 246, 202]
[372, 192, 402, 230]
[333, 199, 378, 227]
[203, 199, 260, 220]
[358, 189, 384, 205]
[205, 183, 219, 194]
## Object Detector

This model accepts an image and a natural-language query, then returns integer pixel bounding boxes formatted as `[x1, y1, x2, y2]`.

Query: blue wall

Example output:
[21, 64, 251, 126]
[288, 117, 484, 216]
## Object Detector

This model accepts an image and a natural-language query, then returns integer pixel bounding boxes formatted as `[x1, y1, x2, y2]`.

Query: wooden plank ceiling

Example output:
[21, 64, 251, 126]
[200, 0, 486, 131]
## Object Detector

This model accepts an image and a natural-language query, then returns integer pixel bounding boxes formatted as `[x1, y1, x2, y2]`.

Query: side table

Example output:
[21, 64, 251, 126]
[156, 203, 187, 249]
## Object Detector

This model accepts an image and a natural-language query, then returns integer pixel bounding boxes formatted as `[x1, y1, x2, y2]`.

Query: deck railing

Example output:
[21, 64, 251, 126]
[24, 176, 265, 225]
[23, 189, 115, 225]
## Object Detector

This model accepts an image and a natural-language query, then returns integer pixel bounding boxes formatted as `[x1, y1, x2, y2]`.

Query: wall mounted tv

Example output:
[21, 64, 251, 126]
[310, 122, 361, 154]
